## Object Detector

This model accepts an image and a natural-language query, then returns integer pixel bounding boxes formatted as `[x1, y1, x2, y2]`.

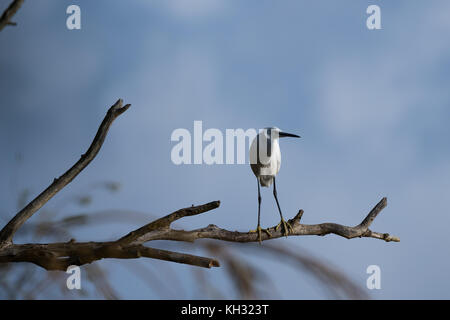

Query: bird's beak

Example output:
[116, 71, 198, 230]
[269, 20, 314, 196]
[279, 131, 301, 138]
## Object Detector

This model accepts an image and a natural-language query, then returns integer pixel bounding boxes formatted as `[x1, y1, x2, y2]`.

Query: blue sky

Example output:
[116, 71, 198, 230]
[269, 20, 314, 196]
[1, 0, 450, 299]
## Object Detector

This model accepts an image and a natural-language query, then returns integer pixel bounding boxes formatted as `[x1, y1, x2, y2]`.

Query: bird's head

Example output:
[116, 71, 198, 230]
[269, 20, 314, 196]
[263, 127, 301, 140]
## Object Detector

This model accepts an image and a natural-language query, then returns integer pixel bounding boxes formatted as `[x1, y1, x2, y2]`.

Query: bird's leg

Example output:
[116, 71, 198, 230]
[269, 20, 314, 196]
[250, 225, 272, 244]
[249, 179, 271, 243]
[273, 178, 294, 237]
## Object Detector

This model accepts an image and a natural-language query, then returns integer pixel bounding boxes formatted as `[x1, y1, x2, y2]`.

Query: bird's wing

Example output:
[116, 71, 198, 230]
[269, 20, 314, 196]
[274, 140, 281, 175]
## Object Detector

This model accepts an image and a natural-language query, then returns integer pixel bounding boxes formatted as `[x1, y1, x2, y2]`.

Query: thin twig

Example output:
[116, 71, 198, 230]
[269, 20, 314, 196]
[0, 0, 24, 31]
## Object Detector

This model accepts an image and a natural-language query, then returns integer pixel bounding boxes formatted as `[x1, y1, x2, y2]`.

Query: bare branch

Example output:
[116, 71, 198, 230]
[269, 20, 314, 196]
[0, 242, 220, 271]
[0, 197, 398, 271]
[0, 0, 24, 31]
[0, 99, 398, 273]
[0, 99, 130, 247]
[121, 197, 399, 245]
[118, 201, 221, 245]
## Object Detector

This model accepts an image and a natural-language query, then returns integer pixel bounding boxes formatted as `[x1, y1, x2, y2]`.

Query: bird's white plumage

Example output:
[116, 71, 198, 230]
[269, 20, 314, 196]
[249, 128, 282, 187]
[248, 127, 299, 242]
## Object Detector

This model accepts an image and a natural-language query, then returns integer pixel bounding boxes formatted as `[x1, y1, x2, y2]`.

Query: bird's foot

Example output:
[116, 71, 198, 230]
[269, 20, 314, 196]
[275, 218, 294, 237]
[249, 225, 272, 244]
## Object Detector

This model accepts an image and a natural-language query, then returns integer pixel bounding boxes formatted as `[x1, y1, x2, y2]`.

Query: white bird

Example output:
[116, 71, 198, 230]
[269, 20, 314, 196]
[249, 127, 300, 243]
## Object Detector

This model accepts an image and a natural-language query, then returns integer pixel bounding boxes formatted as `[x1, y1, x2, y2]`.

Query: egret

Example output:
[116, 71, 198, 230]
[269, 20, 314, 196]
[249, 127, 300, 243]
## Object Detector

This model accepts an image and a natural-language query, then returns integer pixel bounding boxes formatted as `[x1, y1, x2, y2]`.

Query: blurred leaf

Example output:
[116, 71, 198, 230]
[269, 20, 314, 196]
[77, 196, 92, 206]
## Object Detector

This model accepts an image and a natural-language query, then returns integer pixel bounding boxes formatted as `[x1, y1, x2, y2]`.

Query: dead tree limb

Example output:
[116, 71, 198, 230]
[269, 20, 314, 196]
[0, 242, 220, 271]
[0, 99, 130, 247]
[118, 197, 399, 245]
[0, 99, 399, 271]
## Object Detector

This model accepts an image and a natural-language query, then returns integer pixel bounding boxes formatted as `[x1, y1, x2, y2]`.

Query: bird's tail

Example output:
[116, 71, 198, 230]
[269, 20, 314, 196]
[259, 175, 274, 187]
